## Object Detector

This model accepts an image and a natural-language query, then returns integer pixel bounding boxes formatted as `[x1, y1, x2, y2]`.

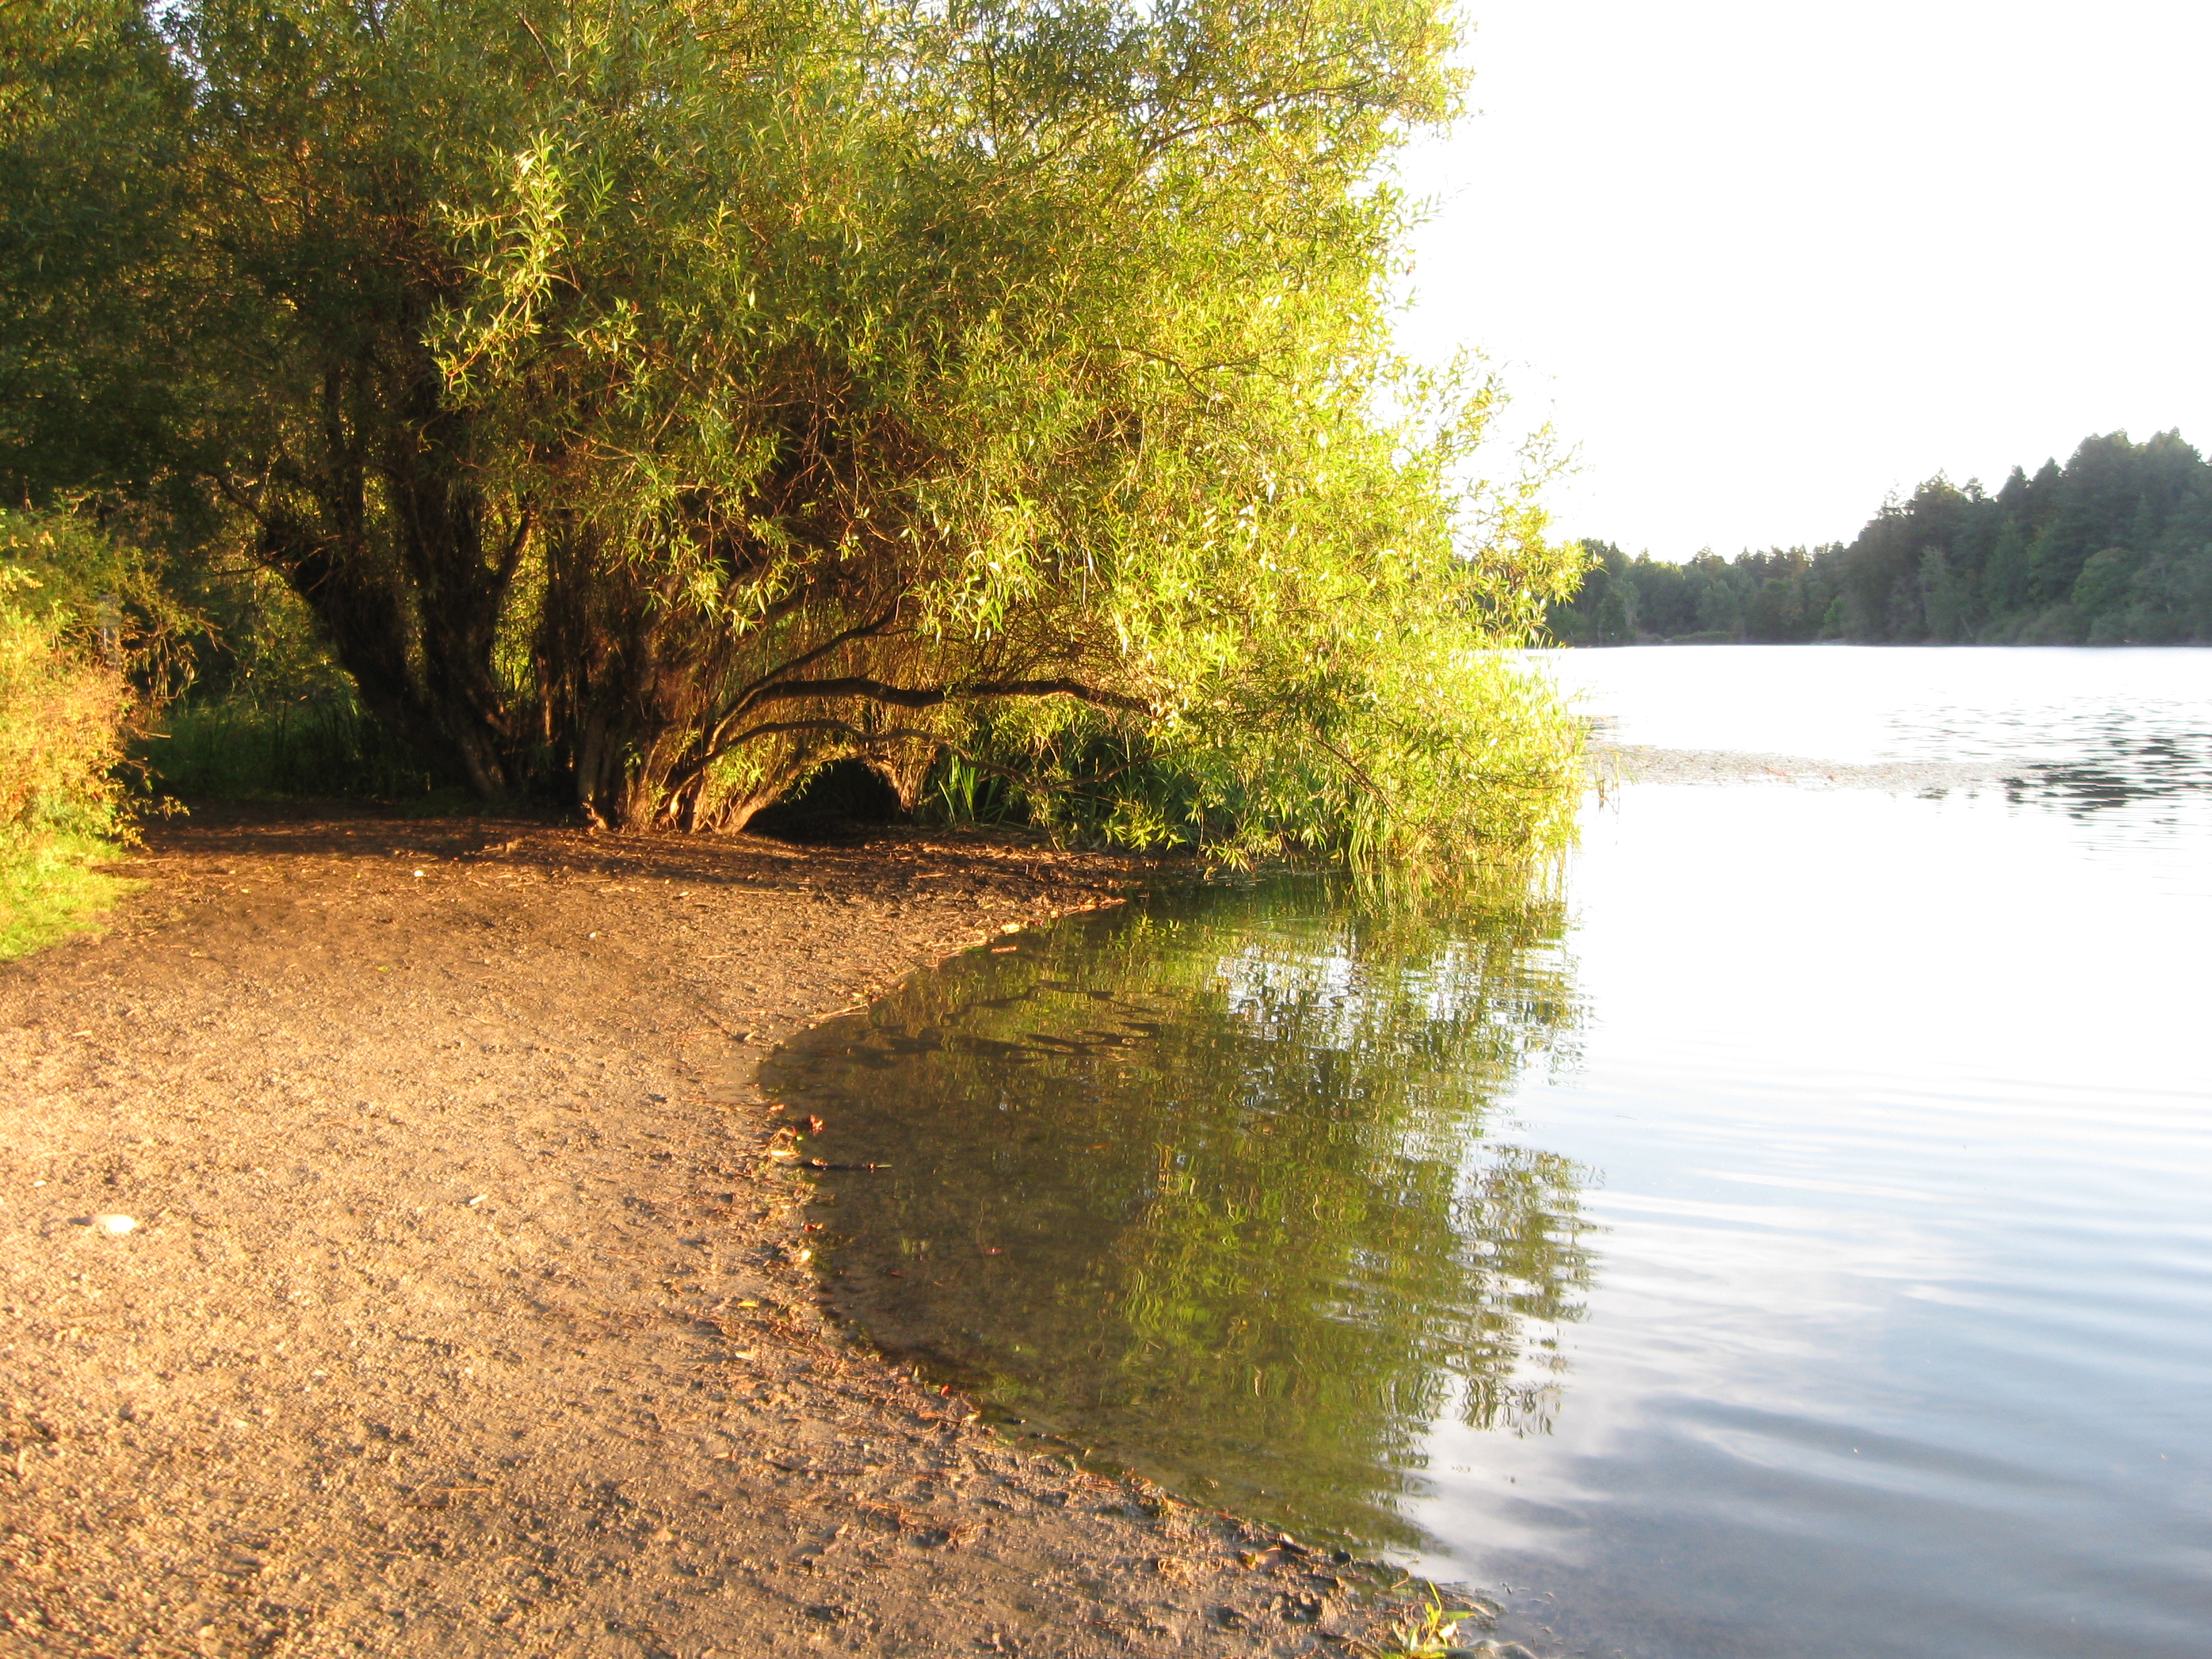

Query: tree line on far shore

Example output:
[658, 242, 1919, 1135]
[1550, 429, 2212, 647]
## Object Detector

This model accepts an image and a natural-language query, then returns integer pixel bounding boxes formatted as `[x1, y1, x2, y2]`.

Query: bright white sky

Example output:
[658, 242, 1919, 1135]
[1394, 0, 2212, 561]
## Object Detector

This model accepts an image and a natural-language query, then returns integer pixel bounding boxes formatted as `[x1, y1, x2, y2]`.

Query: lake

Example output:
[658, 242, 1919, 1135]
[768, 647, 2212, 1659]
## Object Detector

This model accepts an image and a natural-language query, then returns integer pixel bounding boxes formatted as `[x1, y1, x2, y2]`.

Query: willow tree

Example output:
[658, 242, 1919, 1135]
[5, 0, 1582, 867]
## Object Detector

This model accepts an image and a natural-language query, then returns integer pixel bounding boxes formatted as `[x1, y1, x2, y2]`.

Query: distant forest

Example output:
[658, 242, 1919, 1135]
[1550, 430, 2212, 646]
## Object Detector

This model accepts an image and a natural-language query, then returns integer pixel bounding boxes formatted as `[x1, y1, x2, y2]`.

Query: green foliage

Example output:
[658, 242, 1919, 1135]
[159, 555, 354, 708]
[0, 505, 200, 687]
[115, 526, 422, 797]
[1377, 1588, 1477, 1658]
[0, 823, 130, 956]
[1549, 541, 1835, 646]
[144, 695, 445, 800]
[947, 630, 1582, 880]
[0, 0, 198, 510]
[3, 0, 1581, 878]
[1548, 429, 2212, 647]
[0, 514, 146, 954]
[920, 750, 1025, 827]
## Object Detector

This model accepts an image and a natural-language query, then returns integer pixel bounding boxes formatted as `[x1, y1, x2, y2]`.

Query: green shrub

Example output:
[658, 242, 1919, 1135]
[0, 564, 135, 957]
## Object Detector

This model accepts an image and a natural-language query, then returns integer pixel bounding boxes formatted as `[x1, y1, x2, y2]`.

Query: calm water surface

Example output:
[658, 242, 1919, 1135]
[770, 647, 2212, 1659]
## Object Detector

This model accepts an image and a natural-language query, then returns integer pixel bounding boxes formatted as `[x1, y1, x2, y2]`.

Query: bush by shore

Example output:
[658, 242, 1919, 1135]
[0, 519, 138, 956]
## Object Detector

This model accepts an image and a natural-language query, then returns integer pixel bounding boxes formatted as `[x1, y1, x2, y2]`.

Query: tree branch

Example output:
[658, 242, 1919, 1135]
[717, 718, 946, 749]
[716, 606, 901, 728]
[1307, 727, 1390, 806]
[741, 676, 1151, 715]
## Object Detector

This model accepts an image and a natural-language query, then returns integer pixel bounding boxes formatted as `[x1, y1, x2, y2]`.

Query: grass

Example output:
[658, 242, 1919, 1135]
[140, 696, 447, 801]
[7, 693, 474, 961]
[0, 828, 136, 960]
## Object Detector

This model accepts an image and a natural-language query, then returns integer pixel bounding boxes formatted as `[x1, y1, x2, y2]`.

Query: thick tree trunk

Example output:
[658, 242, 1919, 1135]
[382, 339, 521, 798]
[258, 512, 445, 760]
[537, 521, 719, 827]
[266, 498, 517, 798]
[258, 348, 524, 800]
[390, 466, 518, 799]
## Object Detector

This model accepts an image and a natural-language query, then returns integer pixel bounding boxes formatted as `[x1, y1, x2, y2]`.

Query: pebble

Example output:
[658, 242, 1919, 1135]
[90, 1214, 138, 1235]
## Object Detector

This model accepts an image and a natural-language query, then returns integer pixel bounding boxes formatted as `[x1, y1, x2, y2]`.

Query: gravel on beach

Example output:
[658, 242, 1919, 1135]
[1, 806, 1419, 1658]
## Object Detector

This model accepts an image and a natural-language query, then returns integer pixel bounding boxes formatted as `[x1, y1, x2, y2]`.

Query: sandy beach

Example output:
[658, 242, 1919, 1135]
[0, 808, 1412, 1657]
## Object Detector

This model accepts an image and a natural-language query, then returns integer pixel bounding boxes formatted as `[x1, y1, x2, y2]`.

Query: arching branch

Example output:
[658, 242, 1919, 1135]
[741, 676, 1152, 715]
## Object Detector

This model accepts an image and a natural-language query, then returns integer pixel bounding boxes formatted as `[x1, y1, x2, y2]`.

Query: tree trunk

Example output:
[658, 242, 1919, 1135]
[258, 348, 523, 800]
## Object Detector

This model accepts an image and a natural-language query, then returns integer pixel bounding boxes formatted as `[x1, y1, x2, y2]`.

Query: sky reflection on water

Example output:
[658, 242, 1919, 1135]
[1414, 779, 2212, 1658]
[1420, 649, 2212, 1657]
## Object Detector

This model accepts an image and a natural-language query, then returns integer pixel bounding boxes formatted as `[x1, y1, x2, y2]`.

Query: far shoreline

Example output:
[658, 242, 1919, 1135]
[1584, 741, 2011, 794]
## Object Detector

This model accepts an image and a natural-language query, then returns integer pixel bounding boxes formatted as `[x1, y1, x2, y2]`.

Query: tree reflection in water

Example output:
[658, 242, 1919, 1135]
[766, 876, 1595, 1548]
